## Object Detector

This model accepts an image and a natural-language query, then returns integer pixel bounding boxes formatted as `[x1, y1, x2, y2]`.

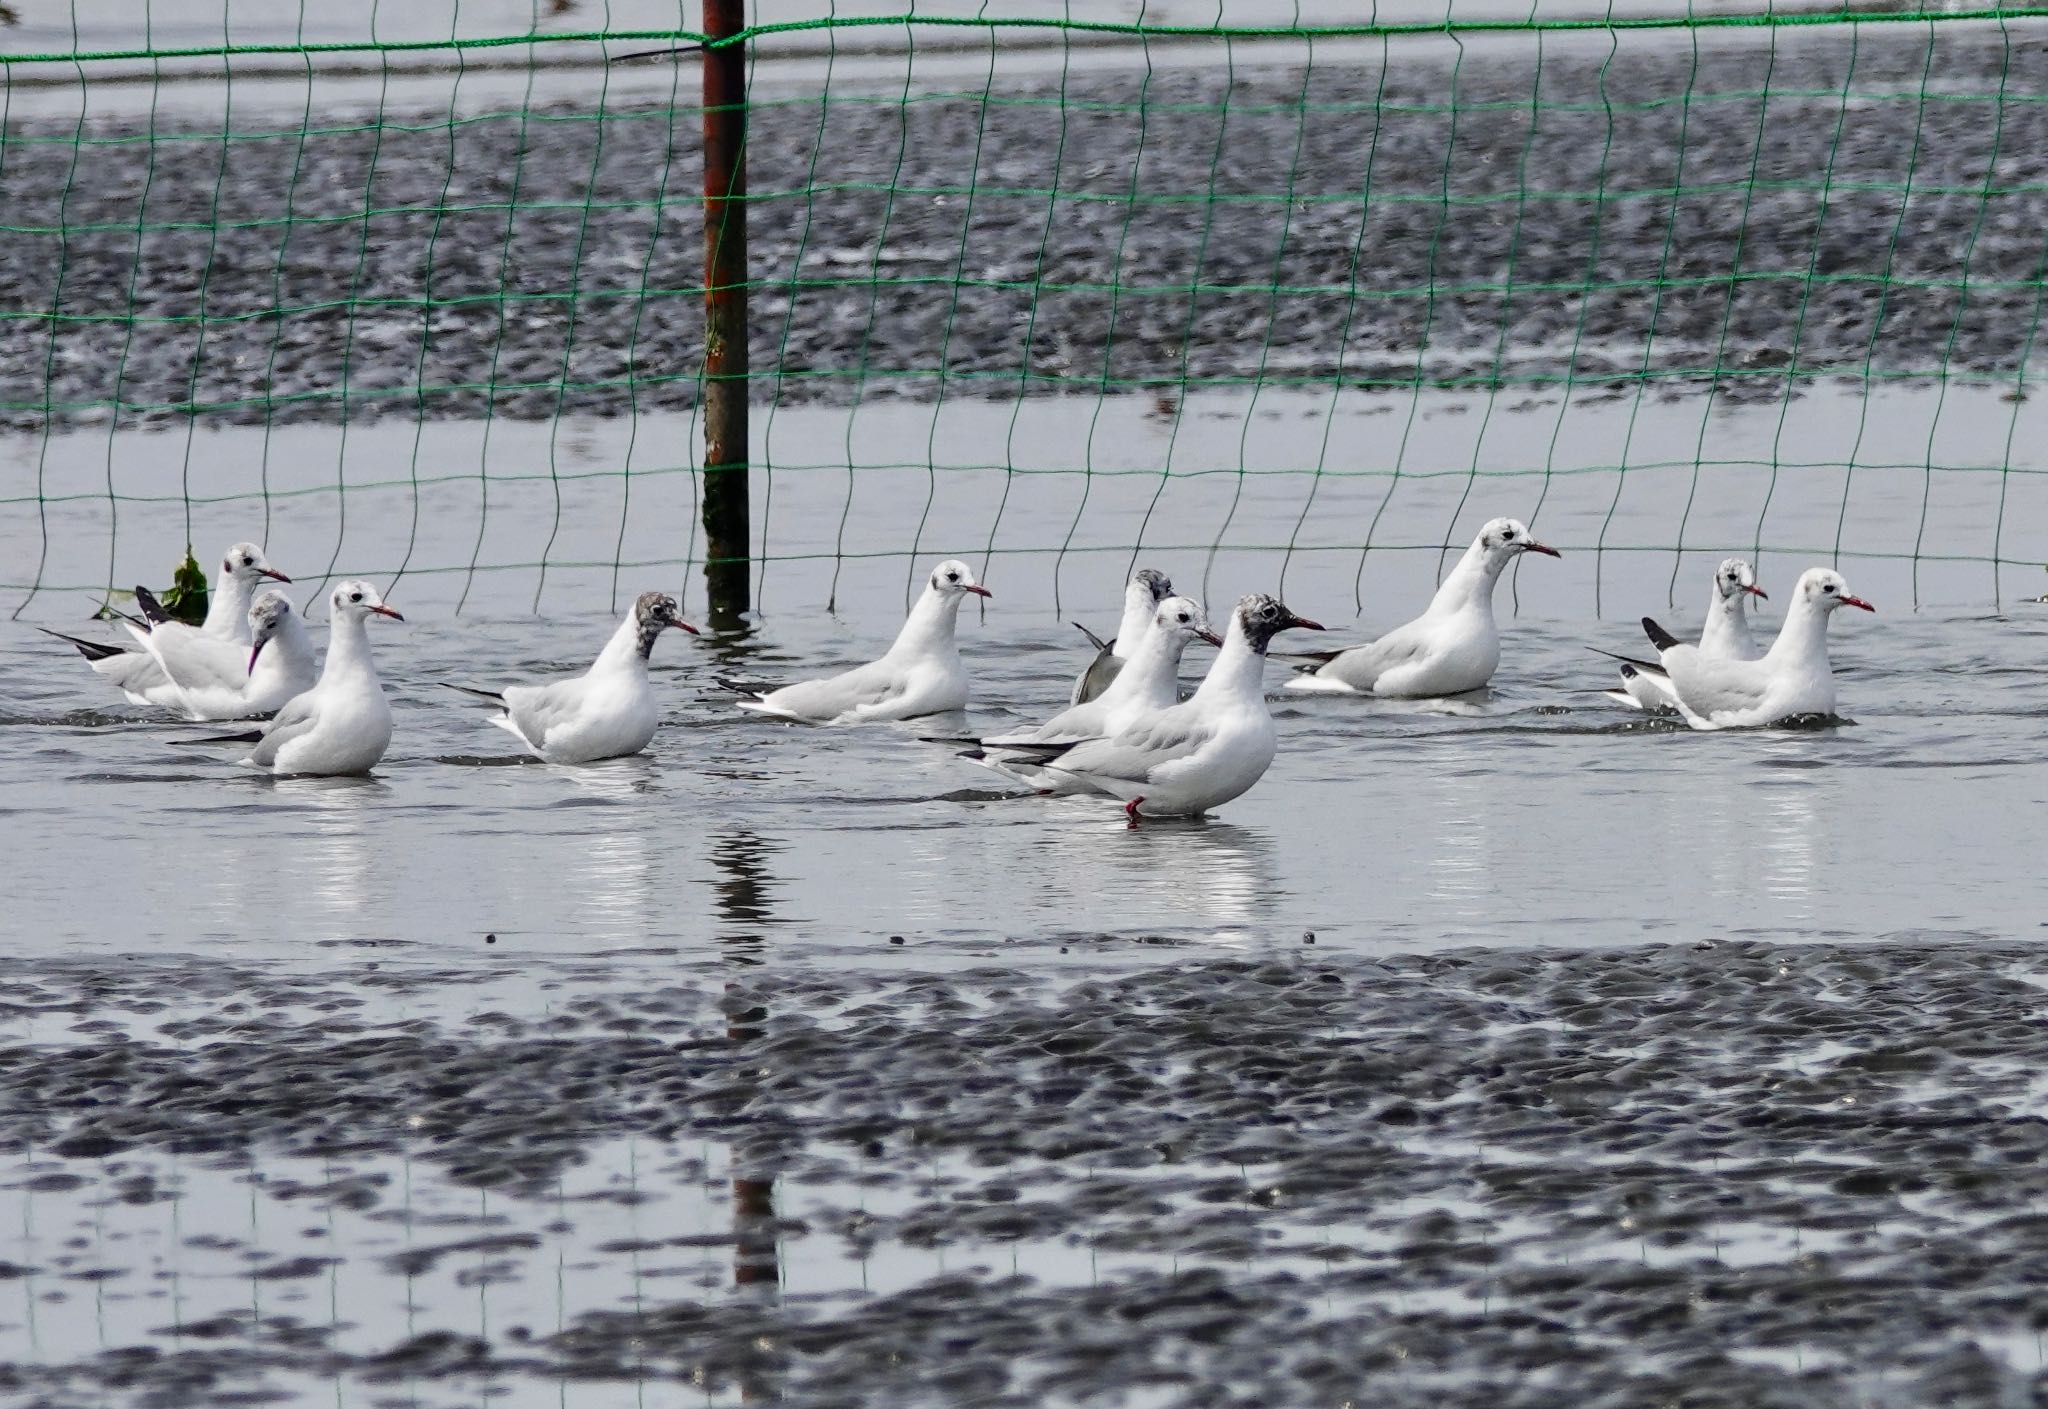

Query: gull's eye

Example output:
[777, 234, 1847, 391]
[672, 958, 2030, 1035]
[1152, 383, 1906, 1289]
[1823, 583, 1836, 594]
[350, 592, 363, 603]
[1177, 613, 1190, 624]
[1502, 528, 1516, 540]
[946, 572, 959, 582]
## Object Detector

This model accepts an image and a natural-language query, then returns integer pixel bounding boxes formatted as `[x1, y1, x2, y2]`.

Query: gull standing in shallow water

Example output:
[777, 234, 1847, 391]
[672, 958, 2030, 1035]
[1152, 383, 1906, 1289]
[187, 581, 404, 776]
[139, 589, 318, 721]
[1027, 593, 1323, 822]
[38, 541, 290, 708]
[957, 595, 1218, 794]
[443, 592, 699, 763]
[1641, 566, 1872, 730]
[1069, 567, 1174, 705]
[722, 559, 990, 724]
[1601, 557, 1767, 712]
[1284, 516, 1559, 698]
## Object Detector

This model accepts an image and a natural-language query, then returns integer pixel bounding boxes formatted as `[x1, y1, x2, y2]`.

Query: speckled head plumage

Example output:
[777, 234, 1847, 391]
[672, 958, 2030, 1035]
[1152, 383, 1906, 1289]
[1134, 568, 1174, 603]
[1234, 593, 1324, 653]
[1716, 558, 1766, 602]
[632, 591, 699, 658]
[1154, 595, 1222, 648]
[1476, 517, 1560, 560]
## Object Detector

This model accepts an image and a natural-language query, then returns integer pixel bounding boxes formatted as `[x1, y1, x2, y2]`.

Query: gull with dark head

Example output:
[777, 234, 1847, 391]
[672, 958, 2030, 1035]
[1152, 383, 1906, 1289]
[1641, 566, 1871, 730]
[1069, 567, 1175, 705]
[445, 591, 699, 763]
[38, 541, 290, 709]
[1032, 593, 1323, 821]
[185, 581, 404, 776]
[723, 559, 990, 725]
[1601, 558, 1767, 712]
[961, 594, 1218, 794]
[1284, 516, 1558, 698]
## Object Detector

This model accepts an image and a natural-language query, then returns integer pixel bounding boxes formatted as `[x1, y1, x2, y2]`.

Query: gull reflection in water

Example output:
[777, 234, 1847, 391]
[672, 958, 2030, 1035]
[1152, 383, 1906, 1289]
[1756, 766, 1819, 922]
[1026, 811, 1279, 936]
[557, 757, 662, 942]
[266, 775, 391, 922]
[1425, 767, 1493, 913]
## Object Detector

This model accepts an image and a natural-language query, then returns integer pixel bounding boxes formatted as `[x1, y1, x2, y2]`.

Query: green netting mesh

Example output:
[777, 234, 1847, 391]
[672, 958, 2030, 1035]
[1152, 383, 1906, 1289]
[4, 4, 2047, 615]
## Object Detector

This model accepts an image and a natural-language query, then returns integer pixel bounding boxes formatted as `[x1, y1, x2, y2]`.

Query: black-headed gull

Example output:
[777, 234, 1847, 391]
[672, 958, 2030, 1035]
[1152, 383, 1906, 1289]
[962, 594, 1218, 793]
[38, 542, 289, 708]
[723, 559, 990, 724]
[1642, 566, 1872, 730]
[1034, 593, 1323, 821]
[1284, 517, 1558, 698]
[1069, 568, 1174, 705]
[1601, 558, 1767, 711]
[444, 592, 699, 763]
[188, 581, 404, 776]
[136, 589, 318, 721]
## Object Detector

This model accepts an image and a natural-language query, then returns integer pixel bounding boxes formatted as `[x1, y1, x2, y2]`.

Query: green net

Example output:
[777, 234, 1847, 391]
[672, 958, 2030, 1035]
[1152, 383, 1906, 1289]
[4, 4, 2048, 618]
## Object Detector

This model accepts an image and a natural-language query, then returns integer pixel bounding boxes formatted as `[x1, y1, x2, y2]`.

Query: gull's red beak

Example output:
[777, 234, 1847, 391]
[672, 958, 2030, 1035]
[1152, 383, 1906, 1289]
[261, 568, 292, 583]
[1286, 615, 1326, 632]
[1524, 542, 1562, 558]
[1197, 629, 1224, 647]
[964, 584, 992, 598]
[1746, 584, 1769, 600]
[370, 604, 405, 621]
[671, 619, 701, 635]
[247, 639, 266, 677]
[1841, 594, 1875, 612]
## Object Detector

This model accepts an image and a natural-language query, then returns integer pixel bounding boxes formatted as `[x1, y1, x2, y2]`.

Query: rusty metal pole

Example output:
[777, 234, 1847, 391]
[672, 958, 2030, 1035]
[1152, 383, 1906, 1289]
[701, 0, 750, 627]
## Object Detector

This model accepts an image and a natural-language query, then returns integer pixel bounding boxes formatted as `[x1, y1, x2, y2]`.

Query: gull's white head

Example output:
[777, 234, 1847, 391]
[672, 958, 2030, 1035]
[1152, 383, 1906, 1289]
[245, 590, 298, 675]
[1152, 595, 1221, 648]
[1795, 567, 1874, 615]
[330, 580, 404, 623]
[1716, 558, 1766, 602]
[926, 559, 991, 600]
[220, 541, 290, 585]
[1233, 593, 1324, 654]
[1477, 517, 1560, 560]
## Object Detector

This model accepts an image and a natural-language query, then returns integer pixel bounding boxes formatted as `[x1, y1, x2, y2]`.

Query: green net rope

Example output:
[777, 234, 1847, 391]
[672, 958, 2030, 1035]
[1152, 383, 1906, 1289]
[4, 6, 2047, 616]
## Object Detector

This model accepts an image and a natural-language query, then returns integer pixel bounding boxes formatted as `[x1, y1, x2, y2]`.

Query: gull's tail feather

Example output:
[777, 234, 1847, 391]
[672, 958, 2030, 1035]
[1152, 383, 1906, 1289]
[1642, 617, 1681, 652]
[37, 626, 127, 662]
[134, 585, 174, 626]
[712, 675, 776, 700]
[1071, 622, 1112, 653]
[439, 682, 507, 705]
[918, 733, 984, 746]
[1587, 645, 1668, 677]
[171, 729, 264, 746]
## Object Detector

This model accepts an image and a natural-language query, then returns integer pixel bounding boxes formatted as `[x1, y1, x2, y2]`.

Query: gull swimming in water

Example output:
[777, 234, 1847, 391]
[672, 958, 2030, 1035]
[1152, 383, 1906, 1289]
[185, 581, 405, 776]
[39, 542, 289, 708]
[721, 559, 990, 724]
[1069, 567, 1174, 705]
[443, 592, 699, 763]
[1636, 566, 1872, 730]
[960, 594, 1218, 794]
[1600, 558, 1767, 712]
[1027, 593, 1323, 821]
[1284, 517, 1558, 698]
[137, 588, 318, 721]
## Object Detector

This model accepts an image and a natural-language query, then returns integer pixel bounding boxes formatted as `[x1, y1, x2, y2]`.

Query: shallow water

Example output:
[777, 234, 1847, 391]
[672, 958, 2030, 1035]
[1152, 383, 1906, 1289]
[5, 386, 2047, 964]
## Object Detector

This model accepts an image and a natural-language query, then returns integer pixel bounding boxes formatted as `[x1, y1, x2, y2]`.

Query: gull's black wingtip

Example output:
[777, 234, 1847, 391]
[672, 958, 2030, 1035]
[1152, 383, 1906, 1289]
[439, 682, 506, 704]
[170, 729, 264, 746]
[1072, 622, 1113, 653]
[134, 585, 174, 626]
[1641, 617, 1680, 652]
[37, 626, 125, 662]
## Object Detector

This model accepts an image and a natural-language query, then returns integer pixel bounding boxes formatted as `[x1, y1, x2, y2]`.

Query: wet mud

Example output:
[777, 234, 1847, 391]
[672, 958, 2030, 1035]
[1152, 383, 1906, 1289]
[4, 938, 2048, 1406]
[4, 26, 2045, 431]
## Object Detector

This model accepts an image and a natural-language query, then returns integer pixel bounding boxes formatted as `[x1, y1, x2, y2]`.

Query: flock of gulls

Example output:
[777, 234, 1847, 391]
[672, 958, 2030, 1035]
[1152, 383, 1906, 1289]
[38, 516, 1874, 821]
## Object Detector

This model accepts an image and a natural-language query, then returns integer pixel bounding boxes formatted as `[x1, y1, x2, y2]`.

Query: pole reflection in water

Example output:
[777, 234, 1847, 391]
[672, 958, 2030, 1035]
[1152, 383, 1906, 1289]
[714, 825, 783, 1399]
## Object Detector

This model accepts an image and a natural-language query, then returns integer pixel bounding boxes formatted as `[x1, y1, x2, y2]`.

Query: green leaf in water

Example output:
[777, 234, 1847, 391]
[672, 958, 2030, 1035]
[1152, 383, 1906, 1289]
[158, 548, 210, 626]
